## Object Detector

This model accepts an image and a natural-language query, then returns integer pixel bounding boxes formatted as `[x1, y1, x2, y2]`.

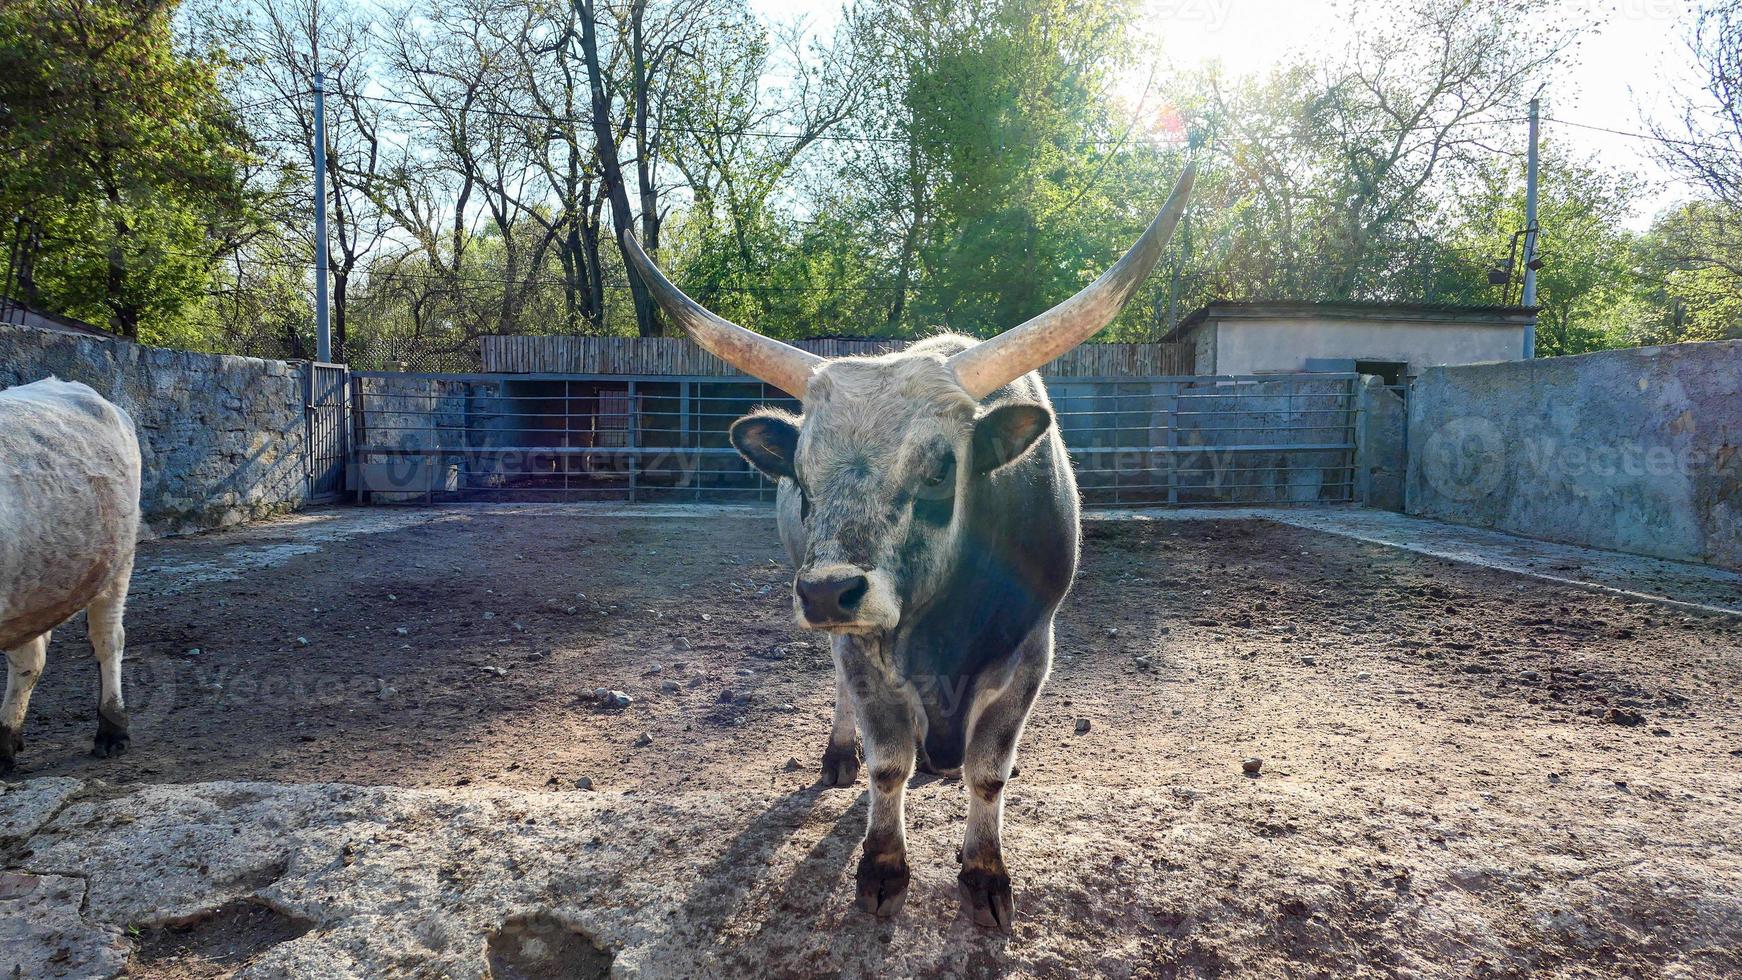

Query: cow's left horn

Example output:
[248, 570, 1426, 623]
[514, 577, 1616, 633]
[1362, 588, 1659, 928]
[621, 231, 824, 397]
[947, 163, 1196, 399]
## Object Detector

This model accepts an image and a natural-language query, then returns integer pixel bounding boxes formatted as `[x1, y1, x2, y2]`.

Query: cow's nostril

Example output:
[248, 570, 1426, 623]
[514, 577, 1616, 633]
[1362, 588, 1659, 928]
[797, 573, 871, 623]
[837, 576, 868, 612]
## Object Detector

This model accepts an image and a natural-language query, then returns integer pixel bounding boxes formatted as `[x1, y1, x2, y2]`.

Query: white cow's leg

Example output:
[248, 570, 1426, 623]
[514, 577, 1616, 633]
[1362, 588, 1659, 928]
[958, 621, 1051, 933]
[2, 632, 50, 775]
[87, 560, 132, 759]
[820, 641, 861, 786]
[839, 637, 916, 917]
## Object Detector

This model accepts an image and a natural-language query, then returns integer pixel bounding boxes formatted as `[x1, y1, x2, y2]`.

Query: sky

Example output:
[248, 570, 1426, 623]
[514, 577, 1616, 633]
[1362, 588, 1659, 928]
[751, 0, 1708, 229]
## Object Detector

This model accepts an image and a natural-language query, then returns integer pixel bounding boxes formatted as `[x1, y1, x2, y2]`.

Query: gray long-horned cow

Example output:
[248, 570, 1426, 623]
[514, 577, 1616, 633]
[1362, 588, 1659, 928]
[624, 166, 1195, 931]
[0, 379, 142, 775]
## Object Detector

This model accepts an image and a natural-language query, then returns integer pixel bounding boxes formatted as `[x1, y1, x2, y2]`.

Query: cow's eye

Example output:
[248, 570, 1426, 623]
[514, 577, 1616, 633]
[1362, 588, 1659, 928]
[922, 455, 955, 489]
[913, 456, 955, 525]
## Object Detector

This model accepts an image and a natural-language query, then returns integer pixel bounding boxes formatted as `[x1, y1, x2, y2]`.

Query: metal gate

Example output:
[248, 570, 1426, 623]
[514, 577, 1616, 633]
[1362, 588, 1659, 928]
[304, 362, 349, 502]
[348, 372, 1359, 507]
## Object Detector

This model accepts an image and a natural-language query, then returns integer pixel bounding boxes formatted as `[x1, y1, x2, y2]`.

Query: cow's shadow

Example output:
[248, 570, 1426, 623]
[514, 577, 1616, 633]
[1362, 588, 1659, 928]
[673, 774, 1016, 975]
[666, 782, 863, 947]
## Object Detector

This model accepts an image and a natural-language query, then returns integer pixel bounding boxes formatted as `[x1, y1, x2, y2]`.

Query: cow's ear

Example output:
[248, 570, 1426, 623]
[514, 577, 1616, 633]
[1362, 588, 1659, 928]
[972, 403, 1053, 474]
[731, 412, 801, 480]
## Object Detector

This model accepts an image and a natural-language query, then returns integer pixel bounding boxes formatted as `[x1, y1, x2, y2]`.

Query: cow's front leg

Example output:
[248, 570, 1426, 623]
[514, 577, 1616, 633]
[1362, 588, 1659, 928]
[840, 639, 915, 917]
[2, 632, 50, 776]
[958, 623, 1050, 933]
[820, 647, 861, 786]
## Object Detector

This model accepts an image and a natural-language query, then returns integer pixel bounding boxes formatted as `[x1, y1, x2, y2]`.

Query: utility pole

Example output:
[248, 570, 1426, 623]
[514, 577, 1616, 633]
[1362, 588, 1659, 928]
[313, 70, 332, 363]
[1521, 92, 1541, 359]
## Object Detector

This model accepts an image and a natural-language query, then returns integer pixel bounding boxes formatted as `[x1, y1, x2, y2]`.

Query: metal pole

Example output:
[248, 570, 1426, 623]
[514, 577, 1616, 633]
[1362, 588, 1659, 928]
[1521, 94, 1540, 358]
[313, 71, 332, 363]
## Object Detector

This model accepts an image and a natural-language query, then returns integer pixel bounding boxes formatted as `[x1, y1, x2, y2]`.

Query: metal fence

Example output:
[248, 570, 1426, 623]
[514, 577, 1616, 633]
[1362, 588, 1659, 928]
[350, 371, 1360, 507]
[305, 362, 350, 502]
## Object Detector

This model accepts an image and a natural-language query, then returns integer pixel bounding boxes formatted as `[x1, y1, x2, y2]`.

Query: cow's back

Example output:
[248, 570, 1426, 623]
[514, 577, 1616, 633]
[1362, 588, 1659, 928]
[0, 379, 142, 648]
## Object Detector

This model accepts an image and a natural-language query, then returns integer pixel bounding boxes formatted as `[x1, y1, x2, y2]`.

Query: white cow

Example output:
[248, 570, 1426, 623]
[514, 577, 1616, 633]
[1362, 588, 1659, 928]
[0, 378, 142, 774]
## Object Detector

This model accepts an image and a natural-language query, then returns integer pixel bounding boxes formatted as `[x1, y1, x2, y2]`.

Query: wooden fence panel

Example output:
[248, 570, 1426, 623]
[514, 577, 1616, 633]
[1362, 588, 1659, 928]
[481, 335, 1190, 377]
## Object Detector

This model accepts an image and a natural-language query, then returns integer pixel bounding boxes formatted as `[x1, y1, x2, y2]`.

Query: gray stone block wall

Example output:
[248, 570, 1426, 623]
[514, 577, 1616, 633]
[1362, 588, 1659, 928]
[1406, 341, 1742, 570]
[1, 324, 310, 536]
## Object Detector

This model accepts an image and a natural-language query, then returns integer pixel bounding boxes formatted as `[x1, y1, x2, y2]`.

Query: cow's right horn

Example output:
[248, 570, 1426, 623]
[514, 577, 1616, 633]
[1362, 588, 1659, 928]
[621, 232, 824, 397]
[947, 164, 1196, 399]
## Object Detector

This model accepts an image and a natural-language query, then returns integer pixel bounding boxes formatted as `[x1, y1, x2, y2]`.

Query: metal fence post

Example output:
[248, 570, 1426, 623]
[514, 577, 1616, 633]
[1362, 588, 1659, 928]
[626, 379, 639, 502]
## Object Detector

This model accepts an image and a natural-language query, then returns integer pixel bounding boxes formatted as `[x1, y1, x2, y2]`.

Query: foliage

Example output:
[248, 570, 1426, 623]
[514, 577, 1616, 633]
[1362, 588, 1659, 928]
[1640, 0, 1742, 344]
[3, 0, 1736, 358]
[1450, 146, 1650, 355]
[0, 0, 258, 341]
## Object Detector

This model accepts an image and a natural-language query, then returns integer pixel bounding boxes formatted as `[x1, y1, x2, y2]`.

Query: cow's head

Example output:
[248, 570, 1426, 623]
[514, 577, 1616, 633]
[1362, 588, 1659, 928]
[726, 351, 1053, 631]
[621, 166, 1195, 633]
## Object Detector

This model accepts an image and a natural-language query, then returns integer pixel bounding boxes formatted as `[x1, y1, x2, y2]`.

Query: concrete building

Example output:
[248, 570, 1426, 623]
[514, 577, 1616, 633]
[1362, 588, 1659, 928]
[1167, 301, 1536, 382]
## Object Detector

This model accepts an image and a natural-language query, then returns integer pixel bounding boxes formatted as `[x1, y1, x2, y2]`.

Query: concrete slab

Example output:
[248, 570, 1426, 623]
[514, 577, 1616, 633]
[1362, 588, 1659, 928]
[0, 871, 129, 979]
[1094, 506, 1742, 617]
[4, 773, 1738, 978]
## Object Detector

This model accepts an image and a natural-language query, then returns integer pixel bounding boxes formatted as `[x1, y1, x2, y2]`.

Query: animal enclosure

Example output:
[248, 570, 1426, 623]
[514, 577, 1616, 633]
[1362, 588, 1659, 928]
[349, 371, 1367, 507]
[7, 506, 1740, 976]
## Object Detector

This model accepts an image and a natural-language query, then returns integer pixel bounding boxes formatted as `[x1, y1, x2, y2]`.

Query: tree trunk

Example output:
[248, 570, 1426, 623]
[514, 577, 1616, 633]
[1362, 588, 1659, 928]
[574, 0, 659, 337]
[887, 132, 926, 331]
[332, 271, 349, 362]
[631, 0, 662, 336]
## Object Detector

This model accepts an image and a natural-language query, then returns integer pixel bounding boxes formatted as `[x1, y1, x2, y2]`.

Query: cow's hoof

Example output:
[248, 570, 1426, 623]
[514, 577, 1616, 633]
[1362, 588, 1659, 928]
[0, 725, 21, 776]
[820, 743, 861, 787]
[92, 709, 130, 759]
[91, 729, 130, 759]
[855, 850, 910, 917]
[958, 866, 1015, 934]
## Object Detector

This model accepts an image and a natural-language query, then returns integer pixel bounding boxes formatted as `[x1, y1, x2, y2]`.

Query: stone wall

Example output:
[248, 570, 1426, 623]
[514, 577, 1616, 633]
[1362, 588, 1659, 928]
[0, 324, 310, 535]
[1406, 341, 1742, 569]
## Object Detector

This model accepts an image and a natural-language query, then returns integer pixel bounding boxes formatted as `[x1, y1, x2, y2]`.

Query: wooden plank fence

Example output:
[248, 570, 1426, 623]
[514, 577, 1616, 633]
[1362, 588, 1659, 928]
[481, 335, 1193, 378]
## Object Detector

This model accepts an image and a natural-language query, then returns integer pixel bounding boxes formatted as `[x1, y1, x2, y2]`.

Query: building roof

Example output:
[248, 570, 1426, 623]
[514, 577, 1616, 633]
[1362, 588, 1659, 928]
[1164, 300, 1539, 343]
[1, 298, 117, 339]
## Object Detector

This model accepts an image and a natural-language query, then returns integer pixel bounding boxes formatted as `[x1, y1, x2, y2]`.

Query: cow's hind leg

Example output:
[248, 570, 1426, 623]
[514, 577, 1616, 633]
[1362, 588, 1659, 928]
[2, 632, 50, 775]
[958, 623, 1050, 934]
[87, 561, 132, 759]
[821, 647, 861, 787]
[840, 642, 916, 917]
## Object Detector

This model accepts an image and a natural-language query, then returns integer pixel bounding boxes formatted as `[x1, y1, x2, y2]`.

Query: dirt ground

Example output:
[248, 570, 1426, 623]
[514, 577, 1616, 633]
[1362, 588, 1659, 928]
[10, 506, 1742, 976]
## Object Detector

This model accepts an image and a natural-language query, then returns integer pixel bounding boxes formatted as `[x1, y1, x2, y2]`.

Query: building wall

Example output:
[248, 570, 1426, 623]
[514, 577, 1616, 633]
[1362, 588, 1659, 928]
[1406, 341, 1742, 570]
[1207, 317, 1525, 376]
[0, 324, 310, 535]
[1189, 323, 1217, 375]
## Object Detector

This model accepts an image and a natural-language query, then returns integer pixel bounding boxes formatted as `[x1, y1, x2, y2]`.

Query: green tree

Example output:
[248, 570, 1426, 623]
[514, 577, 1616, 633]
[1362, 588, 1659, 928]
[0, 0, 258, 341]
[1638, 201, 1742, 345]
[1451, 146, 1651, 355]
[1173, 0, 1578, 315]
[1641, 1, 1742, 342]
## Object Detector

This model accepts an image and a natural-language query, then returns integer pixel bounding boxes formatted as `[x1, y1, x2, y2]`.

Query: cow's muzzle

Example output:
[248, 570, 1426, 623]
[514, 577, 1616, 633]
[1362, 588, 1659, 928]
[793, 565, 898, 631]
[797, 573, 867, 623]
